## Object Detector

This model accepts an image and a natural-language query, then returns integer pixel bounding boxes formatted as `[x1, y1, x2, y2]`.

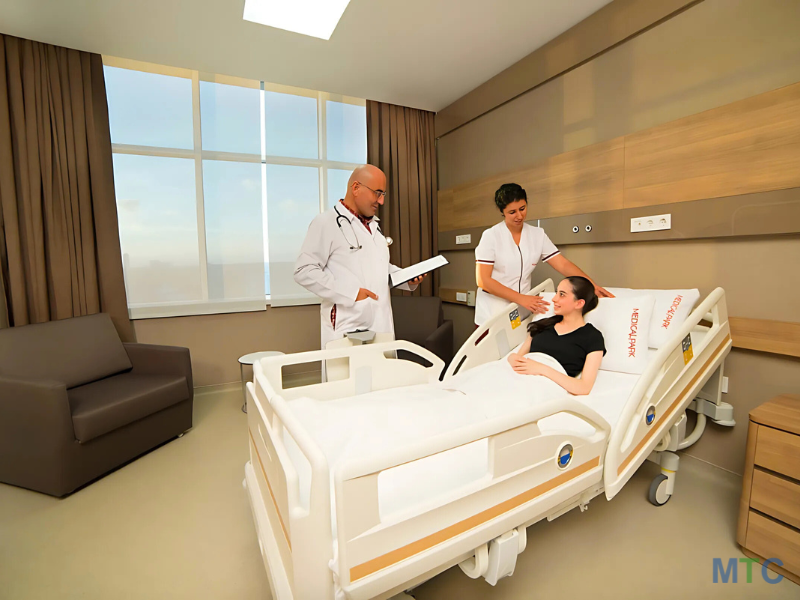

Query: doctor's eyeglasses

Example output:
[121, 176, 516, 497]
[355, 181, 386, 199]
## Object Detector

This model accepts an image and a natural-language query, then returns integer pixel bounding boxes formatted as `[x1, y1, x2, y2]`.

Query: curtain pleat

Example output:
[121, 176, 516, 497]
[366, 100, 438, 296]
[0, 34, 132, 340]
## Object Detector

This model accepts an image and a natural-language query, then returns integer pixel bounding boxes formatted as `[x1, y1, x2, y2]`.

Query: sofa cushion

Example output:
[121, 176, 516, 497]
[0, 314, 132, 389]
[68, 372, 189, 443]
[392, 296, 443, 346]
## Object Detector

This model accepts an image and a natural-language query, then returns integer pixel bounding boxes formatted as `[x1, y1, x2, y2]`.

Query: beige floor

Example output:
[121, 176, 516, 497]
[1, 388, 797, 600]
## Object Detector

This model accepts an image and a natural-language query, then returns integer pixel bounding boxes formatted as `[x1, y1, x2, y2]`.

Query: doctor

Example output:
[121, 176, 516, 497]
[475, 183, 611, 326]
[294, 164, 423, 349]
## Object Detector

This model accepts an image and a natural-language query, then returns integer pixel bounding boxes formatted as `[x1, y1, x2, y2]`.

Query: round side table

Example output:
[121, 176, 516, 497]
[239, 351, 284, 413]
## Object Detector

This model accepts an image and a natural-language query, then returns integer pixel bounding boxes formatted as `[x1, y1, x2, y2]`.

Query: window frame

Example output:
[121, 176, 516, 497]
[103, 56, 366, 319]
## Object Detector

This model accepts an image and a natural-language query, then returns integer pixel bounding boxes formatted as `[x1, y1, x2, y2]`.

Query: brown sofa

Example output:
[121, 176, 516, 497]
[0, 313, 193, 497]
[391, 295, 454, 366]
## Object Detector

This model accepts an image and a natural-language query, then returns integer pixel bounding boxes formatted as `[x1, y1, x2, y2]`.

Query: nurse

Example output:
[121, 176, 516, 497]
[294, 164, 423, 349]
[474, 183, 611, 326]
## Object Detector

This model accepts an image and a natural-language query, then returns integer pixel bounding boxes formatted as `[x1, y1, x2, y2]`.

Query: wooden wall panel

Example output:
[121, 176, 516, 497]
[435, 0, 699, 137]
[624, 83, 800, 208]
[730, 317, 800, 358]
[437, 138, 624, 232]
[438, 82, 800, 233]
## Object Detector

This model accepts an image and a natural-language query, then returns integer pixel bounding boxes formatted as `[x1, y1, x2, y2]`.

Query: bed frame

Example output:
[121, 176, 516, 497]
[244, 280, 732, 600]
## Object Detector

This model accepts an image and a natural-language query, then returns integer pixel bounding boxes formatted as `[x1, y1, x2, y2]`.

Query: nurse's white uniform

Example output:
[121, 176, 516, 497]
[474, 222, 560, 325]
[294, 203, 414, 349]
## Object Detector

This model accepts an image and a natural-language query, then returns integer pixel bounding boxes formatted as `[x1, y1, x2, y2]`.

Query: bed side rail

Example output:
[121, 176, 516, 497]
[249, 364, 336, 600]
[443, 278, 555, 380]
[603, 287, 732, 499]
[332, 397, 610, 600]
[258, 340, 445, 401]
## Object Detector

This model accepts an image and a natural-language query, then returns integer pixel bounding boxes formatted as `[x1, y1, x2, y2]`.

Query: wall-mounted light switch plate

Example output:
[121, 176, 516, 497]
[456, 292, 467, 302]
[456, 234, 472, 244]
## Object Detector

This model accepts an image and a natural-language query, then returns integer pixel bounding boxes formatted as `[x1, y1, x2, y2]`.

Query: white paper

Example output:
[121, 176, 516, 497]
[390, 255, 449, 287]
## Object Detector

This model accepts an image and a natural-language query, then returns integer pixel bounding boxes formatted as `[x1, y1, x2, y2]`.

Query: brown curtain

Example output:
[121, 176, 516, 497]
[0, 34, 132, 340]
[366, 100, 438, 297]
[0, 261, 8, 329]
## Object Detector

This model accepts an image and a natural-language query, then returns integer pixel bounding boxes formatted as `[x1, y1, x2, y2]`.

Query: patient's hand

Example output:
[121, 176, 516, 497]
[509, 355, 549, 376]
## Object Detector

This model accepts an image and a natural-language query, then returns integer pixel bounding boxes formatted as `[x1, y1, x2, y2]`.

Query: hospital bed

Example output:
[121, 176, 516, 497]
[243, 279, 732, 600]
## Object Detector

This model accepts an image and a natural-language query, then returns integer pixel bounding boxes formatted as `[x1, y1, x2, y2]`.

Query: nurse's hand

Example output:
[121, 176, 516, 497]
[595, 285, 614, 298]
[517, 294, 550, 314]
[409, 273, 427, 286]
[356, 288, 378, 301]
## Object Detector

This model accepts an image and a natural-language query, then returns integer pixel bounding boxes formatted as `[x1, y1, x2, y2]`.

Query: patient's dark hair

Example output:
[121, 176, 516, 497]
[527, 276, 599, 336]
[495, 183, 527, 213]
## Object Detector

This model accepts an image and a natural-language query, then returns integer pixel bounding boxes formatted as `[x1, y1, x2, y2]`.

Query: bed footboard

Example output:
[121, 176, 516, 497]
[443, 278, 555, 379]
[604, 287, 732, 499]
[245, 341, 445, 600]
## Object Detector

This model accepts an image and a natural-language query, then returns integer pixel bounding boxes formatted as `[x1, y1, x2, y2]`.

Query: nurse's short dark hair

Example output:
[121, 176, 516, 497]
[495, 183, 527, 213]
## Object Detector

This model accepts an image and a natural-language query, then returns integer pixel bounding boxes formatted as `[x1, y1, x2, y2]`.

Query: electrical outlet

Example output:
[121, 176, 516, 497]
[456, 234, 472, 244]
[467, 291, 476, 307]
[631, 213, 671, 233]
[456, 291, 467, 302]
[722, 376, 729, 394]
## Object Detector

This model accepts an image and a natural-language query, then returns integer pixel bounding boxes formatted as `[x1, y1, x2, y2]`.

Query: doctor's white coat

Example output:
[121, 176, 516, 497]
[293, 205, 414, 349]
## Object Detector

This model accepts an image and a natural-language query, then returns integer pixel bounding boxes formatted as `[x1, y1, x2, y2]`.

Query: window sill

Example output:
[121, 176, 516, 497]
[127, 296, 321, 320]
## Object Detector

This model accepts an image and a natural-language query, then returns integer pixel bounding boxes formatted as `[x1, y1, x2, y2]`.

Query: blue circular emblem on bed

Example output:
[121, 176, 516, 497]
[646, 406, 656, 426]
[557, 444, 573, 469]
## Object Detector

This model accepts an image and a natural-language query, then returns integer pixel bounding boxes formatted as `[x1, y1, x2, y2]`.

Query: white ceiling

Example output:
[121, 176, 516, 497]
[0, 0, 613, 112]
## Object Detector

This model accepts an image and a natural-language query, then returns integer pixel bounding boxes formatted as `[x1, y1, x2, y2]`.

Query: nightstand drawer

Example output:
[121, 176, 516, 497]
[751, 469, 800, 530]
[755, 426, 800, 481]
[746, 511, 800, 577]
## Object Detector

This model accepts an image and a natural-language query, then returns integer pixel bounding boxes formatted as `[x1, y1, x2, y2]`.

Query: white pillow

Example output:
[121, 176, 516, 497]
[586, 295, 655, 375]
[607, 288, 701, 349]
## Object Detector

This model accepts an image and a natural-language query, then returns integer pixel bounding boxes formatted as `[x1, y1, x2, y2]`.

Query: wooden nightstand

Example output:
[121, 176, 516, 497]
[738, 394, 800, 585]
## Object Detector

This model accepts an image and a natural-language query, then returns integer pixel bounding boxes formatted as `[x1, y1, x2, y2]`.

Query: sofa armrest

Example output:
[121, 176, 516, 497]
[0, 374, 75, 443]
[123, 343, 194, 396]
[424, 319, 454, 364]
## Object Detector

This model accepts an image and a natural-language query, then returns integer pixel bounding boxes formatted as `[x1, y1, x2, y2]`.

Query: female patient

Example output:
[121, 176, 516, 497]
[507, 276, 605, 396]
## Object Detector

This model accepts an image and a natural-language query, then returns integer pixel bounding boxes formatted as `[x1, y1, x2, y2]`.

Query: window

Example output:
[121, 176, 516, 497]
[104, 58, 367, 318]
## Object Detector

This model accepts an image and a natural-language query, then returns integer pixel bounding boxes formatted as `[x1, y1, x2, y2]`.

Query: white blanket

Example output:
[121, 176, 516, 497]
[287, 353, 570, 472]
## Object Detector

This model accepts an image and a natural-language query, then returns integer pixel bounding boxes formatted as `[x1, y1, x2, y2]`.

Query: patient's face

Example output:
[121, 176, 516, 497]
[553, 281, 584, 316]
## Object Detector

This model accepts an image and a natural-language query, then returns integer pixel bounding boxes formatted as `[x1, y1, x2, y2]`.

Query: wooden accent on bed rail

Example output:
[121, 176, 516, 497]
[729, 317, 800, 359]
[439, 81, 800, 232]
[349, 455, 601, 583]
[249, 429, 292, 550]
[617, 334, 731, 476]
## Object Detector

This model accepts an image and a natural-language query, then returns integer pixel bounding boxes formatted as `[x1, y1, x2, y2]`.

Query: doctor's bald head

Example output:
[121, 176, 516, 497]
[345, 164, 386, 218]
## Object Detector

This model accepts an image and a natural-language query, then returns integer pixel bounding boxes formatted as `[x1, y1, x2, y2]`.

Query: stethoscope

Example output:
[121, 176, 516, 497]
[334, 205, 393, 250]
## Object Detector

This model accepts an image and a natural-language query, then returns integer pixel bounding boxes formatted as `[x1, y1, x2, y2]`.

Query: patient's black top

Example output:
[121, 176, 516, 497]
[529, 323, 606, 377]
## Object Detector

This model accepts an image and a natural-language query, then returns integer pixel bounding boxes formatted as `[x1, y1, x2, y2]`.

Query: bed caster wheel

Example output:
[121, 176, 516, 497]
[648, 474, 671, 506]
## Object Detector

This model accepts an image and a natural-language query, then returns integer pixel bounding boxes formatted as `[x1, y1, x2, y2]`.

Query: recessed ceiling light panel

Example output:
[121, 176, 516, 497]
[243, 0, 352, 40]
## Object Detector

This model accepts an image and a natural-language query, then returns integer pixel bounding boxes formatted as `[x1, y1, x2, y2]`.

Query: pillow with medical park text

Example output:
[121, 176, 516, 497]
[585, 295, 656, 375]
[606, 288, 701, 349]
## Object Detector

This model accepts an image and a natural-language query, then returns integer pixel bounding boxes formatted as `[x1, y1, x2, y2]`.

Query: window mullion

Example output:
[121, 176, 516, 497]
[260, 82, 270, 298]
[318, 91, 327, 213]
[191, 71, 210, 302]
